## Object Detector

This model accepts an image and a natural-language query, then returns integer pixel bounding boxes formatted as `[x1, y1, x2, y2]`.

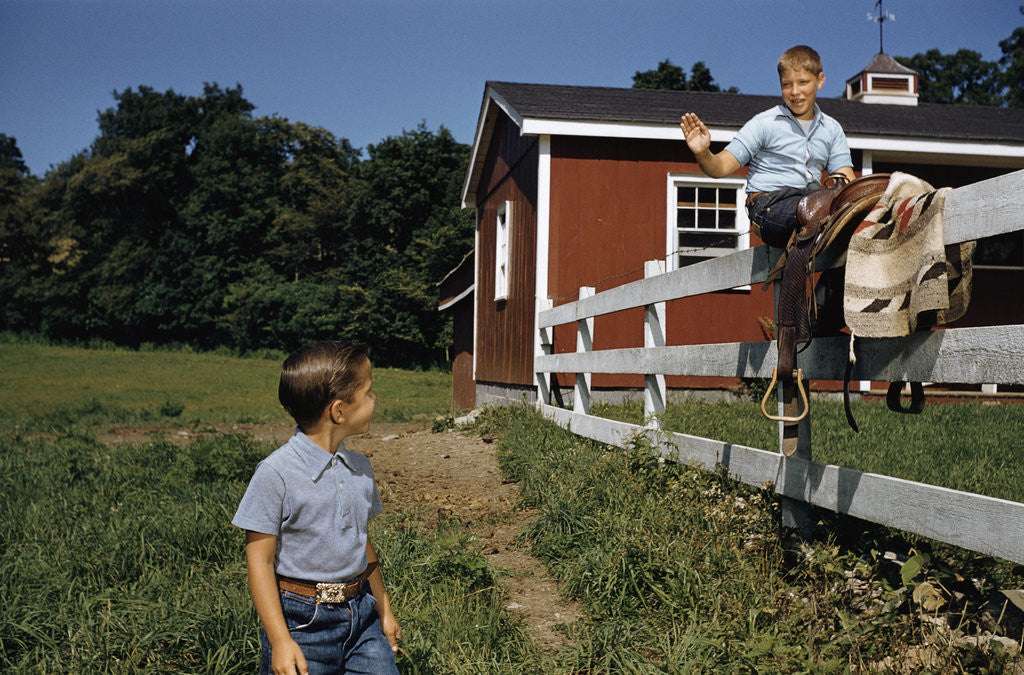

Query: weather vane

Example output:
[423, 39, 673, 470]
[868, 0, 896, 54]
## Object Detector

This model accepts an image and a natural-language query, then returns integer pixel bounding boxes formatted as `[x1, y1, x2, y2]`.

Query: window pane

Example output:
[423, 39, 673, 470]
[678, 255, 709, 268]
[697, 187, 717, 207]
[697, 209, 717, 229]
[718, 207, 736, 227]
[679, 231, 731, 249]
[677, 209, 695, 228]
[679, 232, 738, 249]
[677, 186, 696, 205]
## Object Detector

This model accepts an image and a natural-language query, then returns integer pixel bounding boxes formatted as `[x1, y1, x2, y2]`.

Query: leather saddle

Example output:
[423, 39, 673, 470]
[760, 173, 896, 456]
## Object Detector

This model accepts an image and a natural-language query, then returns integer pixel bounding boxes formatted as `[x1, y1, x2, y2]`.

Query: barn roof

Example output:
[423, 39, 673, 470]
[485, 81, 1024, 143]
[462, 80, 1024, 207]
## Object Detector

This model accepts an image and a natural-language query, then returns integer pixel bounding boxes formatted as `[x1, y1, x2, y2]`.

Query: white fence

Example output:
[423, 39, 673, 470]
[535, 169, 1024, 566]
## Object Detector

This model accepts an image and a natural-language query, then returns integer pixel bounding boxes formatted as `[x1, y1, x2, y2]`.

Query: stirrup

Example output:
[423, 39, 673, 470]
[886, 381, 925, 414]
[760, 367, 809, 423]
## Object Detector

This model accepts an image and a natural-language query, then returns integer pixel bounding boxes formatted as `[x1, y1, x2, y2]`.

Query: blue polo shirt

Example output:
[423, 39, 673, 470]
[232, 430, 384, 583]
[724, 103, 852, 193]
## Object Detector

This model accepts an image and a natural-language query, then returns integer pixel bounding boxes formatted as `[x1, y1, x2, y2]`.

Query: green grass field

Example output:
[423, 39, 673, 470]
[1, 339, 1022, 672]
[479, 404, 1024, 672]
[0, 339, 452, 433]
[0, 340, 537, 672]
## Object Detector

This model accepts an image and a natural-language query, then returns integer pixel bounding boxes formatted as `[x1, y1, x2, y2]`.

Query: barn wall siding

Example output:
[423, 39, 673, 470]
[547, 136, 772, 389]
[466, 110, 1024, 397]
[475, 115, 539, 386]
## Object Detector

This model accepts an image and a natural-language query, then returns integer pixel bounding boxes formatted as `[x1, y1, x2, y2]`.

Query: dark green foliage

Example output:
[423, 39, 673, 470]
[632, 58, 738, 93]
[0, 86, 473, 367]
[896, 49, 1005, 106]
[999, 24, 1024, 108]
[894, 16, 1024, 108]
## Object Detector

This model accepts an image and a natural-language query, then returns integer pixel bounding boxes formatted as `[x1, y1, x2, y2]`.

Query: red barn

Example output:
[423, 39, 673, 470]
[442, 54, 1024, 410]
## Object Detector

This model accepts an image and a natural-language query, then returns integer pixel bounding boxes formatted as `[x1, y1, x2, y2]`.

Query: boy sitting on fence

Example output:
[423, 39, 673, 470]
[233, 340, 400, 674]
[680, 45, 856, 247]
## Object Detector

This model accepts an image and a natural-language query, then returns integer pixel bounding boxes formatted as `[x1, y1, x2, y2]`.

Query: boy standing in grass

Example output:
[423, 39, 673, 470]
[233, 341, 400, 674]
[680, 45, 855, 247]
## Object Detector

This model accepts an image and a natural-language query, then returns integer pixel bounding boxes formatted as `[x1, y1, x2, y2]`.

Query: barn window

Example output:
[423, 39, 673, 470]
[494, 200, 512, 300]
[667, 175, 749, 272]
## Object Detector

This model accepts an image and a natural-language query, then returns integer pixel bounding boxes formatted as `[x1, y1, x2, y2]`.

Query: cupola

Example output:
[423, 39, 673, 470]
[845, 52, 918, 106]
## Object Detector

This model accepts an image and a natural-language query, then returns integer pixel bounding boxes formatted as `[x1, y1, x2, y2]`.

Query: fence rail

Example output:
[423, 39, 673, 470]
[534, 169, 1024, 566]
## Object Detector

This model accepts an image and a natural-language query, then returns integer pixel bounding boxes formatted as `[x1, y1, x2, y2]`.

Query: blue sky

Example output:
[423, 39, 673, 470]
[1, 0, 1019, 176]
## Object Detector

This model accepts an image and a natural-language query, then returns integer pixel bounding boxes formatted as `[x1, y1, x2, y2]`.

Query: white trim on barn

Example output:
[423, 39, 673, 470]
[461, 86, 529, 209]
[519, 118, 729, 143]
[438, 284, 474, 312]
[511, 117, 1024, 165]
[534, 135, 553, 403]
[846, 135, 1024, 165]
[472, 214, 479, 382]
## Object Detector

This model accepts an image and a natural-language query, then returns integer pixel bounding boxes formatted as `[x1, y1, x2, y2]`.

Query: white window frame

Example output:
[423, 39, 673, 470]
[494, 200, 512, 301]
[665, 174, 750, 283]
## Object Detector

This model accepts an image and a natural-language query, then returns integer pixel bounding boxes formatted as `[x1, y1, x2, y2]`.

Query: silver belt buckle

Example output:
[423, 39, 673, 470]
[315, 581, 351, 604]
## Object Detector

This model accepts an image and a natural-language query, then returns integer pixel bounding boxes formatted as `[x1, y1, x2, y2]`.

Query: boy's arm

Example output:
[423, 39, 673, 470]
[365, 539, 401, 654]
[834, 166, 856, 183]
[245, 531, 309, 675]
[680, 113, 742, 178]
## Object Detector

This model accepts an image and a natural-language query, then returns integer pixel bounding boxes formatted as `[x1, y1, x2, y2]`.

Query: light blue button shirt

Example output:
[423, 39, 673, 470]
[232, 430, 384, 582]
[724, 104, 852, 193]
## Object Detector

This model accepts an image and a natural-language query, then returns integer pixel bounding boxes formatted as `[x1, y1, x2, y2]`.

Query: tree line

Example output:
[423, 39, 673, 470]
[2, 29, 1019, 366]
[0, 84, 474, 367]
[635, 23, 1024, 107]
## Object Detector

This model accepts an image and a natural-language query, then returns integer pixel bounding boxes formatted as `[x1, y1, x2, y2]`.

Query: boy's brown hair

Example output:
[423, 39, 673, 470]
[777, 45, 823, 77]
[279, 340, 370, 428]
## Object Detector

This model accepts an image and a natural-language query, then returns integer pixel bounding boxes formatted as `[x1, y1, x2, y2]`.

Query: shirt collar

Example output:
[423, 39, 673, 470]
[289, 430, 355, 481]
[776, 103, 822, 127]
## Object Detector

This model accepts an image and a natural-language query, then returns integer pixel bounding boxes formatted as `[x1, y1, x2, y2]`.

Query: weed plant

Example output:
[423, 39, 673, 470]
[477, 403, 1024, 672]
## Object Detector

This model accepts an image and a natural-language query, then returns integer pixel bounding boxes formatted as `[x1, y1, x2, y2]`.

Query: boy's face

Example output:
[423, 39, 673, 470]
[339, 358, 376, 437]
[779, 67, 825, 120]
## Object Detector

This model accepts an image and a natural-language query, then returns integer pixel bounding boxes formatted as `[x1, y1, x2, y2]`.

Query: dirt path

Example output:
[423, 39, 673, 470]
[98, 421, 583, 648]
[350, 423, 583, 648]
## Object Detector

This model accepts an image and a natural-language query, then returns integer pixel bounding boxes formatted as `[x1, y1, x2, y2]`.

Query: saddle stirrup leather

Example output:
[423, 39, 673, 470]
[760, 174, 891, 456]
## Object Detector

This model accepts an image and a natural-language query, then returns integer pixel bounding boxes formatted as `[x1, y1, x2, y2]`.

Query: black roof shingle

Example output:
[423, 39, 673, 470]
[487, 81, 1024, 144]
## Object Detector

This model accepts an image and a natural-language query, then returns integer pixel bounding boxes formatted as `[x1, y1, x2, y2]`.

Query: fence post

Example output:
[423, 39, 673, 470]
[535, 297, 553, 405]
[644, 261, 667, 428]
[574, 286, 595, 414]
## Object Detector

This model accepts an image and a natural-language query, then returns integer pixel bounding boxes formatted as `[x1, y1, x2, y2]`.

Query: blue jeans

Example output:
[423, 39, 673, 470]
[746, 187, 810, 247]
[260, 588, 398, 674]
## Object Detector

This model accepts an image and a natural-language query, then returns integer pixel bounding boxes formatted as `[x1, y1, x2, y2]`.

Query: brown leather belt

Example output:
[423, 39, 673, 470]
[278, 562, 377, 604]
[745, 191, 767, 207]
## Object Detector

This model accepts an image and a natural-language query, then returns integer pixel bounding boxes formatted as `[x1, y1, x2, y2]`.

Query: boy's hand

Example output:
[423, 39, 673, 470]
[680, 113, 711, 156]
[381, 612, 403, 655]
[271, 638, 308, 675]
